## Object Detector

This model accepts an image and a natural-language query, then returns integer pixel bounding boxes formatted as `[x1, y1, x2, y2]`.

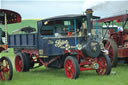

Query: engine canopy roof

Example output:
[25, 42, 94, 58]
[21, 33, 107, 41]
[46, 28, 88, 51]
[0, 9, 21, 24]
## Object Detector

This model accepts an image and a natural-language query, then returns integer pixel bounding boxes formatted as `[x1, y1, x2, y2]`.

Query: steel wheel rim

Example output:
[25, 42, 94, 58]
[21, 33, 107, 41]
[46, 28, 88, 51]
[105, 41, 114, 63]
[64, 59, 75, 79]
[0, 59, 10, 80]
[15, 56, 22, 72]
[97, 56, 107, 75]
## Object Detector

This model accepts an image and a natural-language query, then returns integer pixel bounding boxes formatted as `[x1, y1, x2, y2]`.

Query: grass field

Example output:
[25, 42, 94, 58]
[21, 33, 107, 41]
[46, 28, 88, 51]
[0, 49, 128, 85]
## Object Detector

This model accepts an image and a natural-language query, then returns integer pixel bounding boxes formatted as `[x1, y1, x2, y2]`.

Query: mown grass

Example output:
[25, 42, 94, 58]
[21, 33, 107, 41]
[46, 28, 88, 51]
[0, 49, 128, 85]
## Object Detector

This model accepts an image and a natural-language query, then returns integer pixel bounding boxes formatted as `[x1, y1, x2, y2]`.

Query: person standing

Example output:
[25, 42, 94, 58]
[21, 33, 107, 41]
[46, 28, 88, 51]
[0, 28, 5, 44]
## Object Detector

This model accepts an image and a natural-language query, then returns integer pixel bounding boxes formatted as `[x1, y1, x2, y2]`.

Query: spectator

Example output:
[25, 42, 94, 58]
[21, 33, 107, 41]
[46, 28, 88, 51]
[117, 26, 123, 32]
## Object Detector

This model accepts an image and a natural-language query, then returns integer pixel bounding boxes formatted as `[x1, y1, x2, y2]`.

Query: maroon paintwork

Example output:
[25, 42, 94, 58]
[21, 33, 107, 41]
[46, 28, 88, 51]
[0, 9, 21, 24]
[98, 14, 128, 23]
[99, 14, 128, 58]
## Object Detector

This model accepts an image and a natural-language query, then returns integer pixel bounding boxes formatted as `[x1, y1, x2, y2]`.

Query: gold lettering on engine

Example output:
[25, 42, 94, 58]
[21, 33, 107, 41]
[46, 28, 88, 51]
[55, 39, 70, 50]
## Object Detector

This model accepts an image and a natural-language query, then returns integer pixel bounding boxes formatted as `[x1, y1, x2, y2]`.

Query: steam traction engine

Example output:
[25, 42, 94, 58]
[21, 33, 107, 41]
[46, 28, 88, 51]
[0, 9, 21, 80]
[98, 12, 128, 67]
[10, 9, 111, 79]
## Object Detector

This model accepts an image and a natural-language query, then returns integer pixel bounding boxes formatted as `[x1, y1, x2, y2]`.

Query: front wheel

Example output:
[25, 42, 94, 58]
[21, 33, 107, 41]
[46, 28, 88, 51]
[0, 57, 13, 80]
[96, 54, 111, 75]
[64, 56, 80, 79]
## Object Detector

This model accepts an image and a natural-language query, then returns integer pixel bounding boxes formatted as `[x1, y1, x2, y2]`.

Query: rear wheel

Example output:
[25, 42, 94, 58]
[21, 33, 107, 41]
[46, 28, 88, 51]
[24, 53, 34, 69]
[103, 39, 118, 67]
[15, 52, 30, 72]
[23, 53, 30, 71]
[64, 56, 80, 79]
[0, 57, 13, 80]
[30, 57, 34, 68]
[96, 54, 111, 75]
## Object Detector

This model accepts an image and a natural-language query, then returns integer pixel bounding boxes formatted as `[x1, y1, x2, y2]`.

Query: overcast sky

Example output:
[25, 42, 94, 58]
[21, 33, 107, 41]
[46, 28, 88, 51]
[1, 0, 85, 19]
[1, 0, 128, 19]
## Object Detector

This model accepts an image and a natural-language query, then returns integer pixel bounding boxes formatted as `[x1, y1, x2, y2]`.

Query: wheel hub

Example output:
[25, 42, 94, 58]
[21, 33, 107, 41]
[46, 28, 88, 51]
[67, 66, 71, 71]
[92, 47, 97, 52]
[93, 63, 99, 69]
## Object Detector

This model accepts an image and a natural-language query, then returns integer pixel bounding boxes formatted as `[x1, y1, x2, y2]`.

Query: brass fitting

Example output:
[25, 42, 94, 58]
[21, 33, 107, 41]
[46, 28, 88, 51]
[85, 9, 93, 14]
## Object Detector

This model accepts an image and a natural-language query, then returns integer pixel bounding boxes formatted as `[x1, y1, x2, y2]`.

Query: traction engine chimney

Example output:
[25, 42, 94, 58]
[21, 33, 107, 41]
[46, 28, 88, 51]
[86, 9, 93, 38]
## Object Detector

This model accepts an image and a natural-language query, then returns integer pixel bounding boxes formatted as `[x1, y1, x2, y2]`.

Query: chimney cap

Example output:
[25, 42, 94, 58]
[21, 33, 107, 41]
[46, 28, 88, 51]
[85, 9, 93, 14]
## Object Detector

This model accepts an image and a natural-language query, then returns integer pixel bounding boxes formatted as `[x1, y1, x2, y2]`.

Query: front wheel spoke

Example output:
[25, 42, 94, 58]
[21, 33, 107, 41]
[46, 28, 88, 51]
[101, 68, 105, 74]
[65, 64, 69, 68]
[69, 71, 73, 78]
[99, 68, 103, 74]
[68, 71, 71, 77]
[70, 63, 73, 68]
[71, 68, 74, 73]
[100, 64, 106, 69]
[67, 61, 71, 65]
[99, 66, 106, 74]
[65, 69, 68, 74]
[103, 63, 107, 68]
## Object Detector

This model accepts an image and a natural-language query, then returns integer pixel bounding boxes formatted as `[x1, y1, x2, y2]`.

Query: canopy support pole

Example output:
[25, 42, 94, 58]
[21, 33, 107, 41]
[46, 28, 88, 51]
[4, 13, 8, 45]
[74, 19, 77, 49]
[96, 19, 99, 41]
